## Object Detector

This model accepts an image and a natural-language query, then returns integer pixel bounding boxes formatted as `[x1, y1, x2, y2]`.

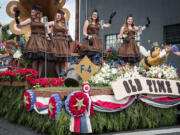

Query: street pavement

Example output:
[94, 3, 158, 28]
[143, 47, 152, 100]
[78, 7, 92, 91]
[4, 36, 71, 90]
[0, 117, 45, 135]
[0, 117, 180, 135]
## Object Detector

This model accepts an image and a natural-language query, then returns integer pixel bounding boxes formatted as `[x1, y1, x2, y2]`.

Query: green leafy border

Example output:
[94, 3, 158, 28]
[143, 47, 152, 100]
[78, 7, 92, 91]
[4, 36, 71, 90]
[0, 86, 178, 134]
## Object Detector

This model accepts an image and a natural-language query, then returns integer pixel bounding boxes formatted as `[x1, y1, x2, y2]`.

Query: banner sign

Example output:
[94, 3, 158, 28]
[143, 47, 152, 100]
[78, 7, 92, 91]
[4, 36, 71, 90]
[111, 77, 180, 100]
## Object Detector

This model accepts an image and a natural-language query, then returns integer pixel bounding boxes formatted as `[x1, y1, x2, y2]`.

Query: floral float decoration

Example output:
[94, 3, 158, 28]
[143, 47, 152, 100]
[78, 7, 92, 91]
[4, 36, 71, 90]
[65, 88, 93, 133]
[69, 56, 78, 65]
[29, 78, 64, 88]
[23, 90, 36, 111]
[48, 94, 62, 120]
[117, 57, 124, 67]
[92, 54, 102, 65]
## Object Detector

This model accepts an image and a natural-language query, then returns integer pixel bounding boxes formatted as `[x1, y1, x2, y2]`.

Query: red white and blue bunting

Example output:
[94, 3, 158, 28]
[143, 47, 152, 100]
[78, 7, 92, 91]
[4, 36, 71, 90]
[23, 91, 63, 120]
[92, 95, 136, 112]
[139, 95, 180, 108]
[23, 88, 180, 134]
[34, 97, 49, 114]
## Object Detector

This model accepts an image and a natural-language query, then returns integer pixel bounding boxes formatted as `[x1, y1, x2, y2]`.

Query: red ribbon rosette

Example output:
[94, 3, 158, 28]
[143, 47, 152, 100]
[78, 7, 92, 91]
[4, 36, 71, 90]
[48, 94, 62, 120]
[65, 91, 89, 117]
[23, 90, 36, 111]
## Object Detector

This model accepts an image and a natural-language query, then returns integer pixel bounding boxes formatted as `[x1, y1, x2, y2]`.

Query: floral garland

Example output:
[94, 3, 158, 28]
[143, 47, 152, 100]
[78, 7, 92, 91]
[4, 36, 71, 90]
[90, 63, 178, 86]
[89, 63, 139, 86]
[23, 90, 36, 111]
[0, 69, 38, 81]
[0, 70, 16, 80]
[48, 94, 62, 120]
[29, 78, 64, 88]
[51, 78, 63, 87]
[65, 91, 89, 117]
[0, 69, 64, 88]
[145, 65, 178, 79]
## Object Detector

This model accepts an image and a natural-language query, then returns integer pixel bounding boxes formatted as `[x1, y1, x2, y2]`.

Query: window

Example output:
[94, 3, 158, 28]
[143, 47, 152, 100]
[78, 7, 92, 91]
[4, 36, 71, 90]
[105, 33, 119, 49]
[164, 23, 180, 44]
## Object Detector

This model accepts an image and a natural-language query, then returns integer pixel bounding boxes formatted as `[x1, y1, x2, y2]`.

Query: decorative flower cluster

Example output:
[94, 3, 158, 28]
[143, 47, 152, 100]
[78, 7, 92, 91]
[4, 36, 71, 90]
[29, 78, 64, 88]
[104, 39, 119, 63]
[0, 43, 6, 53]
[13, 50, 22, 59]
[0, 69, 64, 88]
[146, 65, 178, 79]
[117, 65, 141, 79]
[89, 63, 178, 86]
[104, 47, 118, 63]
[0, 70, 16, 81]
[0, 69, 37, 81]
[89, 63, 141, 86]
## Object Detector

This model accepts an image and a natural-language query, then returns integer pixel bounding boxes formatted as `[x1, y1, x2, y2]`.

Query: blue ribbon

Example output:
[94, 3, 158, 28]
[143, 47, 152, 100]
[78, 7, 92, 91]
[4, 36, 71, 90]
[25, 90, 36, 111]
[49, 94, 62, 120]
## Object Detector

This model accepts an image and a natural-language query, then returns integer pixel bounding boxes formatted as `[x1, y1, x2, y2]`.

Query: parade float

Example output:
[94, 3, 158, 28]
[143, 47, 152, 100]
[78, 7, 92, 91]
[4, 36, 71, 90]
[0, 0, 180, 135]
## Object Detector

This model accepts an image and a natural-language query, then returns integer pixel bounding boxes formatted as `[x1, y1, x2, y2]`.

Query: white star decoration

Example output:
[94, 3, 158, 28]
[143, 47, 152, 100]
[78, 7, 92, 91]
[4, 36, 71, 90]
[73, 98, 86, 110]
[23, 95, 29, 105]
[49, 103, 54, 114]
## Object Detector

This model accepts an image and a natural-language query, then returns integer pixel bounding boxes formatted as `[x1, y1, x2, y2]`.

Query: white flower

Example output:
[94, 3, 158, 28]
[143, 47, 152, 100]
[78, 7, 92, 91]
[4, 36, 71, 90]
[13, 50, 22, 59]
[111, 68, 117, 74]
[158, 73, 162, 78]
[147, 64, 178, 79]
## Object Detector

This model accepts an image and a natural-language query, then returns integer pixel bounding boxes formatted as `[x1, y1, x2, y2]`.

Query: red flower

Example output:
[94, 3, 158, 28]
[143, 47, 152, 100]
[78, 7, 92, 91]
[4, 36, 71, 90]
[9, 52, 12, 56]
[29, 79, 36, 86]
[0, 24, 2, 28]
[51, 78, 63, 87]
[15, 44, 19, 48]
[32, 71, 38, 78]
[11, 71, 16, 77]
[176, 70, 179, 76]
[26, 75, 32, 81]
[104, 53, 108, 57]
[108, 48, 112, 53]
[35, 78, 51, 87]
[61, 77, 64, 81]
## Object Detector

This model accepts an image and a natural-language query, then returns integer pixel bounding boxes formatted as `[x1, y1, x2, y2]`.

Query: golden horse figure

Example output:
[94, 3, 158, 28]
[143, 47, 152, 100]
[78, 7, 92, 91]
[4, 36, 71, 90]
[141, 44, 173, 70]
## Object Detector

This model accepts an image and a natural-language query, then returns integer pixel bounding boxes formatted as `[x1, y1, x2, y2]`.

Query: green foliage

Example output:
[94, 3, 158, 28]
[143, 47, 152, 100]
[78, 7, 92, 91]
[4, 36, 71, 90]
[0, 86, 178, 134]
[19, 57, 32, 68]
[104, 39, 119, 63]
[1, 24, 10, 41]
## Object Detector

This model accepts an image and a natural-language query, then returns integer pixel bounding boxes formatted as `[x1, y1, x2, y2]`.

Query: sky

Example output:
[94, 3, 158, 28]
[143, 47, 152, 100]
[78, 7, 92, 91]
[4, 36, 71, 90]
[0, 0, 75, 39]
